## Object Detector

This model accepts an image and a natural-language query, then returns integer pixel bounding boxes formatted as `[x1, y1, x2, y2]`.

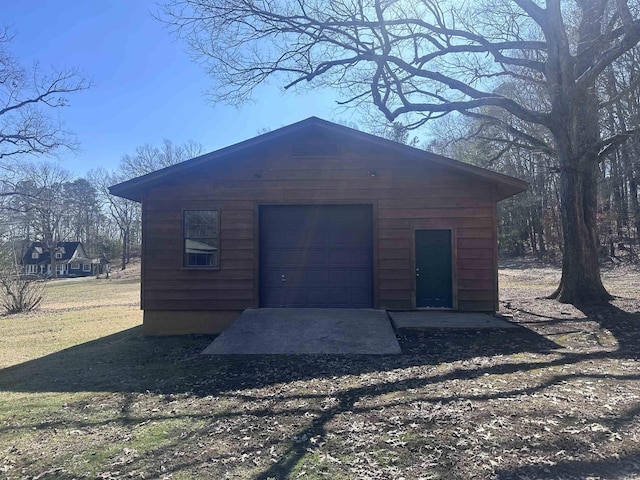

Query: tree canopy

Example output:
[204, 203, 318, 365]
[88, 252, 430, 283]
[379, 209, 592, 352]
[161, 0, 640, 304]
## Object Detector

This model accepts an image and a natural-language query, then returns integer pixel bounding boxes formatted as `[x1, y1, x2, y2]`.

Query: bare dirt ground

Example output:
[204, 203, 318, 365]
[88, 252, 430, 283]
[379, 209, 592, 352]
[0, 259, 639, 479]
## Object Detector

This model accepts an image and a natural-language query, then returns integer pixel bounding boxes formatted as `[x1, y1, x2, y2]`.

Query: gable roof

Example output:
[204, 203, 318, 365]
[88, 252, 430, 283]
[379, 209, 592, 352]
[22, 241, 84, 265]
[109, 116, 528, 202]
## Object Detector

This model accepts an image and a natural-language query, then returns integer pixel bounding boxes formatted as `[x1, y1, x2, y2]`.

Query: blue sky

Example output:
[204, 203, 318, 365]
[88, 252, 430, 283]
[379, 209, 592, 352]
[5, 0, 355, 176]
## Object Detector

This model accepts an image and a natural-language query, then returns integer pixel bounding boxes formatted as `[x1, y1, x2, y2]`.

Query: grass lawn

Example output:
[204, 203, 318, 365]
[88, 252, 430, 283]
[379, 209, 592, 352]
[1, 262, 639, 479]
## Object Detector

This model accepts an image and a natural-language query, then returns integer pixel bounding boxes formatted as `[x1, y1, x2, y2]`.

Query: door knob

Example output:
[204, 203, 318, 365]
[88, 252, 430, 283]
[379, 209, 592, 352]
[281, 274, 286, 282]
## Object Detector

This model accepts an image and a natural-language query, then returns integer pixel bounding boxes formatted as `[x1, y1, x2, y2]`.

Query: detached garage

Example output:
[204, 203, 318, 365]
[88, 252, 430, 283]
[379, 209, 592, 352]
[110, 117, 527, 335]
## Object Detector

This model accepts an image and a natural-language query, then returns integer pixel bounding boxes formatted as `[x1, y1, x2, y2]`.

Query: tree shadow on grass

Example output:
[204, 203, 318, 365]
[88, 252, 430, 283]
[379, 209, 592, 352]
[0, 324, 560, 397]
[514, 302, 640, 359]
[494, 449, 640, 480]
[578, 302, 640, 358]
[0, 326, 213, 395]
[2, 314, 640, 479]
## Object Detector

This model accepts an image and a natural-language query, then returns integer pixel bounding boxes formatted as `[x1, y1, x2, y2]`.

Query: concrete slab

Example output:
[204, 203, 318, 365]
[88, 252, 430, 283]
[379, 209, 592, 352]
[202, 308, 402, 355]
[389, 311, 518, 330]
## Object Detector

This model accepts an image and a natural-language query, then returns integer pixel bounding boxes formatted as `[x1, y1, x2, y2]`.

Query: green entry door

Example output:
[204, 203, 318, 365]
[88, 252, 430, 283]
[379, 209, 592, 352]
[415, 229, 453, 308]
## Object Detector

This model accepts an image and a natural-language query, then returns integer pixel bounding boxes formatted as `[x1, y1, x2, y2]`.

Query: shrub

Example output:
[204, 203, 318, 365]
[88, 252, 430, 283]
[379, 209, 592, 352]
[0, 268, 45, 314]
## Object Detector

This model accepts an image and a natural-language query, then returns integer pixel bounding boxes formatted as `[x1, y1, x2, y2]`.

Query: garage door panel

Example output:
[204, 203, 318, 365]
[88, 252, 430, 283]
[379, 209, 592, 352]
[282, 231, 305, 247]
[349, 269, 372, 285]
[327, 248, 371, 266]
[260, 250, 281, 266]
[331, 229, 371, 244]
[260, 229, 282, 243]
[328, 250, 350, 266]
[289, 289, 308, 306]
[306, 249, 328, 266]
[327, 270, 350, 285]
[350, 288, 374, 306]
[261, 249, 286, 266]
[326, 289, 352, 305]
[349, 249, 373, 266]
[262, 268, 305, 285]
[260, 205, 373, 308]
[307, 289, 327, 305]
[305, 269, 329, 285]
[328, 230, 357, 245]
[307, 232, 329, 247]
[263, 249, 330, 267]
[307, 289, 349, 306]
[261, 269, 283, 284]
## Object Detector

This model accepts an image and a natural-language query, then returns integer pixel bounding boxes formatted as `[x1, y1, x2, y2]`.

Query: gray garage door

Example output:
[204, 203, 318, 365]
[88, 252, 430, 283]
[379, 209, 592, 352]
[259, 205, 373, 308]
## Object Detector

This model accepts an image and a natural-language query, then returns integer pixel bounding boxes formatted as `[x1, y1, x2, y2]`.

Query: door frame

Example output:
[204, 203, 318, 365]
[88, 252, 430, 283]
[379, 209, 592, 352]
[411, 227, 458, 310]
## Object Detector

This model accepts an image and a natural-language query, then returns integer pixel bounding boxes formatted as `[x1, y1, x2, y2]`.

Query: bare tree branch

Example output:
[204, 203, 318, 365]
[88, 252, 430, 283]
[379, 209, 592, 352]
[158, 0, 640, 304]
[0, 26, 90, 169]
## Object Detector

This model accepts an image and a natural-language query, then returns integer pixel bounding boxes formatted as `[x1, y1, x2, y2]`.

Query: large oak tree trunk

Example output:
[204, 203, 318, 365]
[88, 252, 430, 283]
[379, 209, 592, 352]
[551, 159, 612, 303]
[549, 85, 612, 304]
[544, 0, 613, 305]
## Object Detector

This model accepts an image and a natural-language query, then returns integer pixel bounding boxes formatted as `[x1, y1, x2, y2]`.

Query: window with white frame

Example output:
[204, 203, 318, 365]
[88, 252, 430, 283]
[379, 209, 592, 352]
[83, 264, 92, 272]
[32, 252, 39, 259]
[55, 252, 62, 259]
[71, 263, 79, 270]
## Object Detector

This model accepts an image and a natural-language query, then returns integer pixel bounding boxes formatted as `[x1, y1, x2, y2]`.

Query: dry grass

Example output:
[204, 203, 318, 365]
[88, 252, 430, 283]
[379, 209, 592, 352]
[0, 277, 141, 369]
[0, 261, 639, 480]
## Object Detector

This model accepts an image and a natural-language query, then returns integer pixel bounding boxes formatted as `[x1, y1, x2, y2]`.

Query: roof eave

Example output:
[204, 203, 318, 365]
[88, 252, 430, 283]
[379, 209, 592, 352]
[109, 118, 327, 202]
[108, 116, 529, 202]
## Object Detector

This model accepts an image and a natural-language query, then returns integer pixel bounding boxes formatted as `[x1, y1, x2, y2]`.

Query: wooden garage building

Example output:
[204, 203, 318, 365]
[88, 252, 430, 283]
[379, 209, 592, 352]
[110, 117, 527, 335]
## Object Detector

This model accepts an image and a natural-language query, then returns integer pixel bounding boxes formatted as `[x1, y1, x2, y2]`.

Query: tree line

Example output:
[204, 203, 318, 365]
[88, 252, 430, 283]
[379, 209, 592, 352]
[426, 53, 640, 265]
[0, 140, 202, 275]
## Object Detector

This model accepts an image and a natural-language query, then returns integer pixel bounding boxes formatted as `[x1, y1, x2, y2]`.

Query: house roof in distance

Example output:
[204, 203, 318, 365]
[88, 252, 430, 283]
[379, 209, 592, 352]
[22, 241, 84, 265]
[109, 116, 528, 202]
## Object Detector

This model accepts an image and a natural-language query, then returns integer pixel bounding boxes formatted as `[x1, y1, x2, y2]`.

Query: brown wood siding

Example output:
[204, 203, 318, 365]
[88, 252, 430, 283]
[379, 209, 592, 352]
[141, 135, 499, 313]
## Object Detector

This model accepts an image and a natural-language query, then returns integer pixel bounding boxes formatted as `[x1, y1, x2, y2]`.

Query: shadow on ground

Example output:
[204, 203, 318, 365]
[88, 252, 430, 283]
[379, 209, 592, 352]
[513, 302, 640, 359]
[4, 304, 640, 480]
[0, 323, 560, 396]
